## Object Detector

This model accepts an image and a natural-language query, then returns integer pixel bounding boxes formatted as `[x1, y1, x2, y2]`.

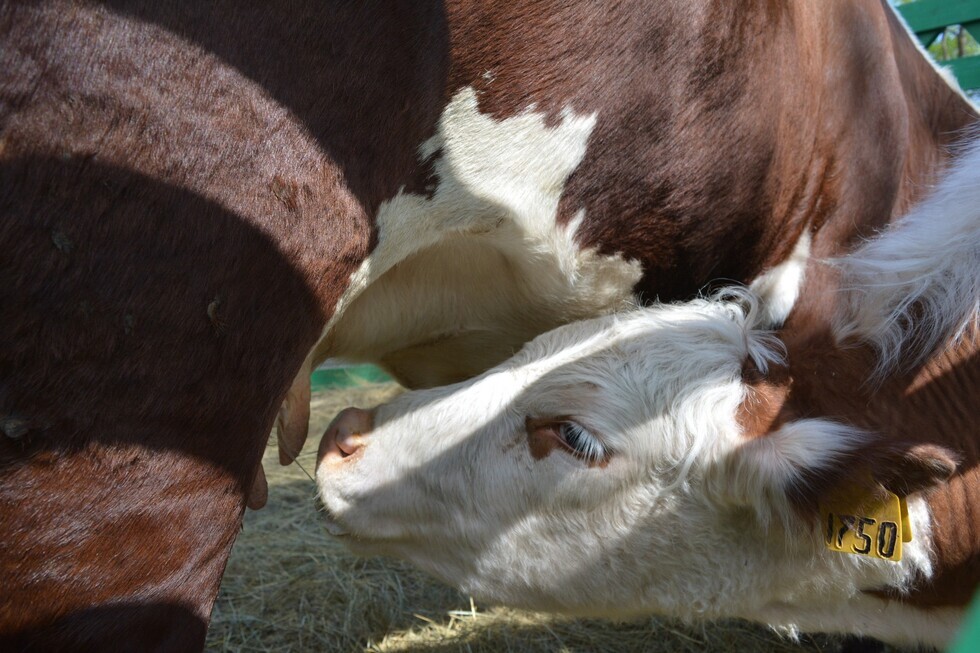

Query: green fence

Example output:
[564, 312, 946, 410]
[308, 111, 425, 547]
[310, 363, 393, 390]
[897, 0, 980, 89]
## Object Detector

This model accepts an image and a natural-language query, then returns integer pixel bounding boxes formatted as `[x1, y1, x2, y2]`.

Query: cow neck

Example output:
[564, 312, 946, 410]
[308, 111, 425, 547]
[771, 265, 980, 608]
[793, 1, 978, 267]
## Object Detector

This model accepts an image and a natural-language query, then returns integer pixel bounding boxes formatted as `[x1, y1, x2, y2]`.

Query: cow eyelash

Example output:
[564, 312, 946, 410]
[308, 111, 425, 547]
[556, 421, 607, 464]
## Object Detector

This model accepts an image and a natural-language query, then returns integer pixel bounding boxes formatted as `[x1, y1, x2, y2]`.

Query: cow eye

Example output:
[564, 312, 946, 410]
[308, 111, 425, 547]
[557, 422, 606, 464]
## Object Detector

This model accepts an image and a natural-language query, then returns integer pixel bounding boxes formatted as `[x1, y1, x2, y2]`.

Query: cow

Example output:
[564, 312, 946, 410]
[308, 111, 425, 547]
[1, 0, 976, 649]
[314, 138, 980, 649]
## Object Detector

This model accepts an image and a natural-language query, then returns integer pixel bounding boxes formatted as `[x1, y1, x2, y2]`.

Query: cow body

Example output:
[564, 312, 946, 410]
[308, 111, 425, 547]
[317, 0, 979, 388]
[1, 0, 976, 648]
[315, 140, 980, 648]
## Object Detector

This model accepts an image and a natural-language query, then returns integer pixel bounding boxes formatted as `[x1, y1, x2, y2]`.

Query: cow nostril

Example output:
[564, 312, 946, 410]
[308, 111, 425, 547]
[318, 406, 374, 466]
[335, 431, 364, 457]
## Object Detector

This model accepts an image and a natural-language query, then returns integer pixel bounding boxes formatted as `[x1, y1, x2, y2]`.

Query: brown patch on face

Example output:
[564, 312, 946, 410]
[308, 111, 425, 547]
[736, 357, 793, 439]
[525, 417, 561, 461]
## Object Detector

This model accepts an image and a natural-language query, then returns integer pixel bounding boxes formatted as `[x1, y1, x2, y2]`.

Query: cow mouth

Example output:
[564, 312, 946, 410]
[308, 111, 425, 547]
[319, 505, 351, 537]
[316, 484, 353, 538]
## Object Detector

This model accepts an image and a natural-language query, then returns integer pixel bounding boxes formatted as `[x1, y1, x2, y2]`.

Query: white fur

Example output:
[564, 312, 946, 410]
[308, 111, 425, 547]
[835, 137, 980, 375]
[748, 230, 811, 328]
[758, 598, 959, 649]
[319, 87, 642, 386]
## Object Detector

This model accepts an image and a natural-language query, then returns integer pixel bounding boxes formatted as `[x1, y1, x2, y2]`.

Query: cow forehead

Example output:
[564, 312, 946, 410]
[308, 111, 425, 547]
[512, 300, 749, 375]
[467, 303, 751, 451]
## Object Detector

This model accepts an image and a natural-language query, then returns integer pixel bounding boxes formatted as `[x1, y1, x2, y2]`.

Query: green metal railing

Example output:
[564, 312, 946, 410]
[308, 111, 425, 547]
[310, 364, 393, 390]
[897, 0, 980, 90]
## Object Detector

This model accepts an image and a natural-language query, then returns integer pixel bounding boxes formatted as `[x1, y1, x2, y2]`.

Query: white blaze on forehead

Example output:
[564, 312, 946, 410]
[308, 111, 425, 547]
[318, 86, 641, 381]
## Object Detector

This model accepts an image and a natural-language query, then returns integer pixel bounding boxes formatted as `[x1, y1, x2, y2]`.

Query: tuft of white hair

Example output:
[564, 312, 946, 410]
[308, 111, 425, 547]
[834, 138, 980, 377]
[710, 286, 787, 374]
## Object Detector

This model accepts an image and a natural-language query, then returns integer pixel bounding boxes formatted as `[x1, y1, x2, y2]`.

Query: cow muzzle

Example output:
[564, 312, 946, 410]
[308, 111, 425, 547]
[317, 406, 374, 468]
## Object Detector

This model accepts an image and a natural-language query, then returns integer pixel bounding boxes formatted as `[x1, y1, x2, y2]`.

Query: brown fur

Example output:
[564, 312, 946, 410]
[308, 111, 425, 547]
[444, 1, 976, 301]
[1, 0, 977, 648]
[0, 0, 436, 648]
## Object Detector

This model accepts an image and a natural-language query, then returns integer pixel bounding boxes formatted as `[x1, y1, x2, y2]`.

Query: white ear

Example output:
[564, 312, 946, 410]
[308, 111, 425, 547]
[708, 419, 866, 524]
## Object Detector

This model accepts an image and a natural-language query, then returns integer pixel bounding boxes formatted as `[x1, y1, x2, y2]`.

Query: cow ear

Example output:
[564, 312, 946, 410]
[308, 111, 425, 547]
[712, 419, 959, 522]
[711, 419, 866, 520]
[867, 444, 958, 497]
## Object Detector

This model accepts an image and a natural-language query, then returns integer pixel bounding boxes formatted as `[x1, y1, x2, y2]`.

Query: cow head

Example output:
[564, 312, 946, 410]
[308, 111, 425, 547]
[315, 292, 955, 622]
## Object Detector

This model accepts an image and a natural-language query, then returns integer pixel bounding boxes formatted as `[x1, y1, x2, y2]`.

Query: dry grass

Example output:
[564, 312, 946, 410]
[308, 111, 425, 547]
[206, 384, 881, 653]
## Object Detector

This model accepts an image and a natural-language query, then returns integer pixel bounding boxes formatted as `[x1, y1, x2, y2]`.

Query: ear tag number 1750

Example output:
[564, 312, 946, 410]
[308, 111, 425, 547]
[820, 486, 911, 562]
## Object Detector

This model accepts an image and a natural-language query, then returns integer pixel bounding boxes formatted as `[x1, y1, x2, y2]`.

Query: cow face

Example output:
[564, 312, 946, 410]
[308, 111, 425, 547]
[314, 295, 928, 620]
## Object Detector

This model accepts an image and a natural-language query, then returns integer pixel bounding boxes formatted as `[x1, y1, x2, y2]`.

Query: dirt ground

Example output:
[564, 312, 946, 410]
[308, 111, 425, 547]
[206, 384, 890, 653]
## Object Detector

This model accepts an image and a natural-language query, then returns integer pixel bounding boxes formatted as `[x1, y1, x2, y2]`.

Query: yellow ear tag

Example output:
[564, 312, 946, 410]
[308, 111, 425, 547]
[820, 483, 908, 562]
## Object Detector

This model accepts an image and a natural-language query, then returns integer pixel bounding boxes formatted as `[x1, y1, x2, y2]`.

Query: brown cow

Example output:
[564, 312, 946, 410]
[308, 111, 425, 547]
[314, 138, 980, 649]
[0, 0, 976, 649]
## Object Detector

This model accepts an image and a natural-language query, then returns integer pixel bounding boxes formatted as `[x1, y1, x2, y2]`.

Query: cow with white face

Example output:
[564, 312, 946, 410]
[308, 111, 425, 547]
[318, 297, 792, 603]
[316, 142, 980, 649]
[317, 299, 958, 647]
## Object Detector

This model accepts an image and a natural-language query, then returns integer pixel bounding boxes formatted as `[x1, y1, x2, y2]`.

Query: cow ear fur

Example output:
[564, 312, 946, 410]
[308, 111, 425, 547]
[712, 419, 959, 523]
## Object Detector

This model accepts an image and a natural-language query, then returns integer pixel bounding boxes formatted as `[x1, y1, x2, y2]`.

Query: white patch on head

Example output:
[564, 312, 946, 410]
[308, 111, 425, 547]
[320, 86, 641, 385]
[748, 230, 810, 328]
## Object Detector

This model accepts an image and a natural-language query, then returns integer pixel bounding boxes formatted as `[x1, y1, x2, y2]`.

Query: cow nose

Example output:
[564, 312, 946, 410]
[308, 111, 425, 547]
[317, 407, 374, 466]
